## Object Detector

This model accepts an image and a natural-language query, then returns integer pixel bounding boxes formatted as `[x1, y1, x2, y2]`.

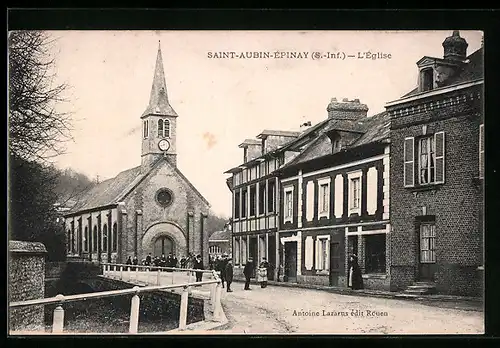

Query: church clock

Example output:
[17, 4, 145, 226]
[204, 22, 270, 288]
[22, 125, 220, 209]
[158, 139, 170, 152]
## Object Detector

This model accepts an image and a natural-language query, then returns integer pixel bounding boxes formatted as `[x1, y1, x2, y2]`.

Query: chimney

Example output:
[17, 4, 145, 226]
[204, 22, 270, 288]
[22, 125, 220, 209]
[239, 139, 262, 163]
[327, 97, 368, 120]
[442, 30, 468, 62]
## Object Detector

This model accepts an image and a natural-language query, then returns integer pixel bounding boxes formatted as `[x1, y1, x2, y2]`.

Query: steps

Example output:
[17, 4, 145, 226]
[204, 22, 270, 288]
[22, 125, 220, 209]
[404, 282, 437, 295]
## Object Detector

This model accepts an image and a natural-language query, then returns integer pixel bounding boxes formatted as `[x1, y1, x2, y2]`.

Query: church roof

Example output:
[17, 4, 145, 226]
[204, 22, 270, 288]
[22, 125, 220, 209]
[141, 41, 178, 118]
[65, 158, 210, 216]
[209, 229, 231, 242]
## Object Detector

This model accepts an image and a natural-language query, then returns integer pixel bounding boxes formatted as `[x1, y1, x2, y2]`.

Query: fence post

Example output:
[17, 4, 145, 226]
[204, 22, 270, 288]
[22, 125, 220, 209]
[129, 287, 140, 334]
[210, 283, 217, 311]
[172, 270, 175, 284]
[135, 266, 139, 281]
[120, 266, 123, 280]
[157, 269, 161, 286]
[52, 294, 65, 333]
[213, 283, 223, 322]
[178, 286, 189, 330]
[127, 267, 131, 281]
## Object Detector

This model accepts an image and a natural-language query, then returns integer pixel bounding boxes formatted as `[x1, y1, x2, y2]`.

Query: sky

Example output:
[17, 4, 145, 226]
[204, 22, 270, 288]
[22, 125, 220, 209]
[48, 30, 483, 217]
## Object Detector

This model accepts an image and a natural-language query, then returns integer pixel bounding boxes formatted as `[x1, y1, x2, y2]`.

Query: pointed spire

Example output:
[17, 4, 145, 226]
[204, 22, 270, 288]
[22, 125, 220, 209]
[142, 40, 178, 118]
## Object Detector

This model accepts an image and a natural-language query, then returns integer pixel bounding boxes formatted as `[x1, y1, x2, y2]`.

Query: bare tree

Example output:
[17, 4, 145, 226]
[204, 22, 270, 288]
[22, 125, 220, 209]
[8, 30, 72, 163]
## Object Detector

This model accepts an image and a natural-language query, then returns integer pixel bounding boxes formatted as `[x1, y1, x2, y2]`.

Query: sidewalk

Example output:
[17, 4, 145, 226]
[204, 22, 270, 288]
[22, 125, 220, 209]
[232, 277, 483, 311]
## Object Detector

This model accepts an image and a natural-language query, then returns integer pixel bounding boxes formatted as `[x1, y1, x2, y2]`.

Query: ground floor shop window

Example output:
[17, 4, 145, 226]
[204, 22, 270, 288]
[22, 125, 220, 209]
[364, 234, 386, 273]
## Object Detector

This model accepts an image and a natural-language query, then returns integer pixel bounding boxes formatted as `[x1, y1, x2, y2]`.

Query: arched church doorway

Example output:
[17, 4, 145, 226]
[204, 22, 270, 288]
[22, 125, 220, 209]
[154, 235, 174, 257]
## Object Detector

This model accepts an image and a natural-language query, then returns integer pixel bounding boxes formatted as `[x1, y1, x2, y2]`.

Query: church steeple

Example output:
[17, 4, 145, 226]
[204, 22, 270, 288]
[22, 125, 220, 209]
[141, 41, 178, 118]
[141, 41, 178, 171]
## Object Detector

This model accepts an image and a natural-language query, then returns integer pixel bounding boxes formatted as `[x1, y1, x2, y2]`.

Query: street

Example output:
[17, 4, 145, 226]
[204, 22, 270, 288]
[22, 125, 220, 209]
[218, 282, 484, 334]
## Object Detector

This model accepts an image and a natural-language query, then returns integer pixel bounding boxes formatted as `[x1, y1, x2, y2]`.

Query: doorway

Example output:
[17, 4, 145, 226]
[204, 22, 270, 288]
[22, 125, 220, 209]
[418, 223, 436, 281]
[267, 235, 276, 281]
[249, 237, 258, 278]
[284, 241, 297, 283]
[329, 241, 341, 286]
[154, 236, 174, 258]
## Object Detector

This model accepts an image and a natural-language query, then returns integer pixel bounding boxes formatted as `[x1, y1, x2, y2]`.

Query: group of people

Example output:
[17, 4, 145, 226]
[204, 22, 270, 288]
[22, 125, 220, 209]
[125, 252, 198, 270]
[211, 254, 234, 292]
[243, 257, 270, 290]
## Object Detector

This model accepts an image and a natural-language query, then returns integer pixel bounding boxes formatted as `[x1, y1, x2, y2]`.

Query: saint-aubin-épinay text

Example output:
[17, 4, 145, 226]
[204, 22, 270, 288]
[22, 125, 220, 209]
[292, 309, 389, 317]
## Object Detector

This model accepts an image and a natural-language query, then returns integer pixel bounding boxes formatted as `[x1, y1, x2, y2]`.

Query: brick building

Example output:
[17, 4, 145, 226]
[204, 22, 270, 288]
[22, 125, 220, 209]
[385, 31, 484, 296]
[275, 99, 391, 290]
[63, 43, 211, 266]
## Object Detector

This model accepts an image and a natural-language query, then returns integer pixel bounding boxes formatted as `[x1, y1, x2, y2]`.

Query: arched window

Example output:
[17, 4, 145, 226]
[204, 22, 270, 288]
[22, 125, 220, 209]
[164, 119, 170, 138]
[84, 227, 89, 252]
[102, 224, 108, 252]
[112, 223, 118, 252]
[93, 226, 98, 252]
[143, 120, 149, 138]
[158, 119, 164, 137]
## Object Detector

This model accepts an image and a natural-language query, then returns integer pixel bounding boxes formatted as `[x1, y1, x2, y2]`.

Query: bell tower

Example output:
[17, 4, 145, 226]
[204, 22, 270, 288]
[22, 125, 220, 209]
[141, 41, 178, 171]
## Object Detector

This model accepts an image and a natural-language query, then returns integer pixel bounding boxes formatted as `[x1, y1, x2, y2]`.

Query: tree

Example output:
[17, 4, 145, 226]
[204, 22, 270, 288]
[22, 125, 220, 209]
[8, 30, 72, 163]
[206, 212, 230, 236]
[8, 31, 72, 260]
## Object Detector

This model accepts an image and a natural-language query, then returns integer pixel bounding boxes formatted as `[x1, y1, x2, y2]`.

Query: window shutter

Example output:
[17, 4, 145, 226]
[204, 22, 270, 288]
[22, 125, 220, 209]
[434, 131, 445, 184]
[479, 124, 484, 179]
[404, 137, 415, 187]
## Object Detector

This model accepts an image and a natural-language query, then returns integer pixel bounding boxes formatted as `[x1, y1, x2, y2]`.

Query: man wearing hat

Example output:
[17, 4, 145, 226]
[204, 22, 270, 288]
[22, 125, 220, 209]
[243, 257, 254, 290]
[225, 257, 233, 292]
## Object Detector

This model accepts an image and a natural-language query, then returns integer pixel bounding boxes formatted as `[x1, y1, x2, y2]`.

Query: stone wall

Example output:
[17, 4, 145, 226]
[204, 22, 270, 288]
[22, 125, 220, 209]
[9, 240, 47, 332]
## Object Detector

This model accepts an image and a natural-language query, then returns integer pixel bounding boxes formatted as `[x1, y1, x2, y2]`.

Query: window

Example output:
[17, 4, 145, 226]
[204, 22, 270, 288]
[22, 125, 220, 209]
[418, 136, 435, 184]
[333, 138, 341, 152]
[479, 124, 484, 178]
[157, 119, 170, 138]
[143, 120, 149, 138]
[164, 119, 170, 138]
[112, 223, 118, 252]
[158, 119, 163, 137]
[315, 236, 330, 271]
[93, 226, 98, 252]
[268, 159, 276, 173]
[348, 171, 362, 215]
[364, 234, 386, 273]
[249, 185, 257, 216]
[234, 191, 241, 219]
[234, 238, 240, 265]
[243, 148, 248, 163]
[156, 188, 173, 207]
[241, 188, 247, 218]
[421, 68, 434, 92]
[67, 229, 71, 253]
[259, 183, 266, 215]
[404, 132, 445, 187]
[84, 226, 89, 252]
[102, 224, 108, 253]
[268, 180, 276, 213]
[98, 226, 102, 253]
[284, 186, 294, 222]
[318, 178, 331, 218]
[420, 224, 436, 263]
[260, 162, 267, 177]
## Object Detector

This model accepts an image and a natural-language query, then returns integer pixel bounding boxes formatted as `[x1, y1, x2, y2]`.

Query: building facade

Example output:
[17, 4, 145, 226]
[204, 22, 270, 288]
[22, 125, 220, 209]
[64, 43, 211, 266]
[386, 31, 484, 296]
[276, 99, 391, 290]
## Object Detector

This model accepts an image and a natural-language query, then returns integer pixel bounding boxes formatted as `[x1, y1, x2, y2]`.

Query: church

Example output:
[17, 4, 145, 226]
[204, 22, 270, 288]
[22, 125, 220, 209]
[63, 42, 211, 266]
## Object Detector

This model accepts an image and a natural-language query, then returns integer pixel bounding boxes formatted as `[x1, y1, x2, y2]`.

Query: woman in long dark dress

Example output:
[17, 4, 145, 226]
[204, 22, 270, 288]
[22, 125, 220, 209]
[348, 254, 364, 290]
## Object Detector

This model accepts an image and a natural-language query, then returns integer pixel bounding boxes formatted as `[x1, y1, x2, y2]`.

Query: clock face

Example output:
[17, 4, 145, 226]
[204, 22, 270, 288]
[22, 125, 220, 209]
[158, 139, 170, 152]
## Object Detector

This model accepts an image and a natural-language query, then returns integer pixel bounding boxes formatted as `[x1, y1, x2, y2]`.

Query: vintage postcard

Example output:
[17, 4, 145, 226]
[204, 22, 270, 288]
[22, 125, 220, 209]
[8, 30, 484, 335]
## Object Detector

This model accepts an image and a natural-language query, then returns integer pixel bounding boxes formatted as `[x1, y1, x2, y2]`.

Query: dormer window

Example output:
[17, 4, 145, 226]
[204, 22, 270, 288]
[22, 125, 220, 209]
[243, 147, 248, 163]
[420, 68, 434, 92]
[333, 138, 342, 152]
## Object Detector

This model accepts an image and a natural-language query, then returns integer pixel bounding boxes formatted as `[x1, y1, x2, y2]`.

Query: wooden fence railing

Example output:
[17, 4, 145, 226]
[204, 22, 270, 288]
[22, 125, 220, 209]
[9, 264, 223, 334]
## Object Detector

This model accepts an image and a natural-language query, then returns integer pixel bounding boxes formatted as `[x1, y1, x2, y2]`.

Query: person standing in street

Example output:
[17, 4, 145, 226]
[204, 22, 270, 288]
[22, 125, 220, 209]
[258, 257, 270, 288]
[243, 257, 254, 290]
[194, 254, 204, 282]
[348, 254, 364, 290]
[225, 258, 233, 292]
